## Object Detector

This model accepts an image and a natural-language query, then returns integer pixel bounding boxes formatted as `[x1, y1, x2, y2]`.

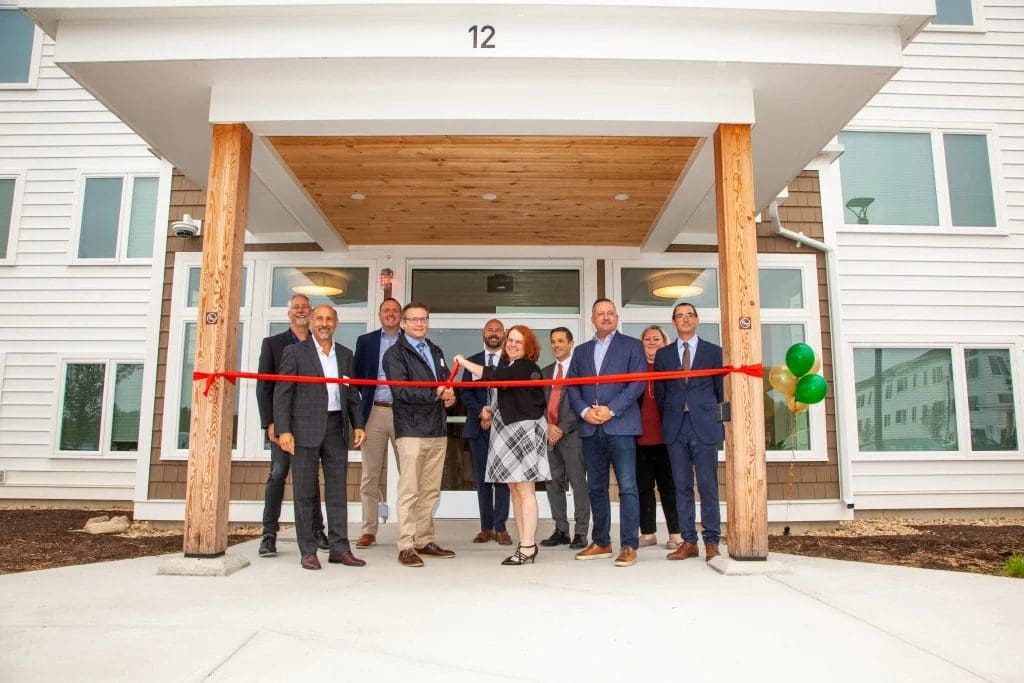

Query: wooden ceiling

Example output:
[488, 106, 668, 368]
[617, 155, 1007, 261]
[269, 135, 700, 246]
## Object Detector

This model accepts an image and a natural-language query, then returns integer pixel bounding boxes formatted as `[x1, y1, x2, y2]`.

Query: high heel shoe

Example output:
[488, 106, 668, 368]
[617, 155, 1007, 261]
[501, 543, 538, 566]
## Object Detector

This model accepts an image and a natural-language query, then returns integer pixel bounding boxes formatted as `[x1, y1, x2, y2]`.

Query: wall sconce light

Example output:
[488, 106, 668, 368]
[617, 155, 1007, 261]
[649, 269, 704, 300]
[292, 269, 346, 297]
[379, 268, 394, 289]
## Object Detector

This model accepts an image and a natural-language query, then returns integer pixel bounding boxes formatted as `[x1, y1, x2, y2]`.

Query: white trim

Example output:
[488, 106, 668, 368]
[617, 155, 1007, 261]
[69, 171, 161, 265]
[0, 11, 43, 90]
[0, 172, 24, 265]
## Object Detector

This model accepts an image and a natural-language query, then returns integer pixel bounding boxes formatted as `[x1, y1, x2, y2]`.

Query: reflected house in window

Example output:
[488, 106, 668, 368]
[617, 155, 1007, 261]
[965, 350, 1018, 450]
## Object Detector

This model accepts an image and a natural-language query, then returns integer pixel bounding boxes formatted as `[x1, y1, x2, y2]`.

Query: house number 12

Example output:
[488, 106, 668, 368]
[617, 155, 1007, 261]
[468, 25, 496, 48]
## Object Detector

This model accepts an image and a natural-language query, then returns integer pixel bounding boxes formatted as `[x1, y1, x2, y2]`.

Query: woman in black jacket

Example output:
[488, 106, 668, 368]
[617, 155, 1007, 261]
[455, 325, 549, 565]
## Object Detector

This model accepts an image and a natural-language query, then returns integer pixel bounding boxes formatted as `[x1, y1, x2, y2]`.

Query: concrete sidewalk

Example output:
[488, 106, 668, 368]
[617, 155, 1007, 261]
[1, 520, 1021, 682]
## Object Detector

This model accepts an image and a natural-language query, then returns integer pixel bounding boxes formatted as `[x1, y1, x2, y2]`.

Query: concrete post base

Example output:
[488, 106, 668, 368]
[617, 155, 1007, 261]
[158, 554, 250, 577]
[708, 556, 789, 575]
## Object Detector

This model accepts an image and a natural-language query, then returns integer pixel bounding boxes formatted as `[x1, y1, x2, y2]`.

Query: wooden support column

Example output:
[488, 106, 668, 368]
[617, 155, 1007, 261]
[714, 123, 768, 561]
[183, 124, 252, 557]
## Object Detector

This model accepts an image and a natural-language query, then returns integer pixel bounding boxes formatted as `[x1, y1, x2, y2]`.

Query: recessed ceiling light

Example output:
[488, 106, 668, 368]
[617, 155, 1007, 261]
[350, 192, 366, 201]
[481, 193, 497, 201]
[614, 193, 630, 201]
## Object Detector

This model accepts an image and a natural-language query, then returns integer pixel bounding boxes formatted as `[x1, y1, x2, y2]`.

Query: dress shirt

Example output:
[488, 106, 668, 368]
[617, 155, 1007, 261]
[316, 341, 342, 411]
[592, 331, 616, 374]
[373, 330, 400, 402]
[677, 336, 699, 367]
[407, 333, 437, 378]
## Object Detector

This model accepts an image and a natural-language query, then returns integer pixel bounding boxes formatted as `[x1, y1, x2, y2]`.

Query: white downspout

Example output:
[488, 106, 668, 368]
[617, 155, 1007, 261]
[768, 186, 856, 512]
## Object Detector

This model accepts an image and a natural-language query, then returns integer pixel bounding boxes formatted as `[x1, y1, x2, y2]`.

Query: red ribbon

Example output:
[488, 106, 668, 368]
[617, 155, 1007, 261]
[192, 363, 763, 397]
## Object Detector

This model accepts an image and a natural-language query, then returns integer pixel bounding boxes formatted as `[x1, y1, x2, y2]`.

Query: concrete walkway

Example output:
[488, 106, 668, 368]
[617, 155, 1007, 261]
[1, 521, 1021, 682]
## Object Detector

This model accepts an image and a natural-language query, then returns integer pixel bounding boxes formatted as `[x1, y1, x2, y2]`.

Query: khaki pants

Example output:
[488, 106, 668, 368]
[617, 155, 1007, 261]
[359, 404, 397, 536]
[395, 436, 447, 551]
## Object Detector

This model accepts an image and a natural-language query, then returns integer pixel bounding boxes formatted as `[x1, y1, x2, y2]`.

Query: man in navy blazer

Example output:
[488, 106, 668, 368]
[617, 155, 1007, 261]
[351, 297, 403, 549]
[566, 298, 646, 567]
[654, 302, 725, 562]
[461, 319, 511, 545]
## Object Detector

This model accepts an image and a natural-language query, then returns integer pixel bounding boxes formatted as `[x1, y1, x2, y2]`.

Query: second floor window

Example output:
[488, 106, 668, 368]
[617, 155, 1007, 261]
[77, 176, 158, 260]
[0, 8, 37, 86]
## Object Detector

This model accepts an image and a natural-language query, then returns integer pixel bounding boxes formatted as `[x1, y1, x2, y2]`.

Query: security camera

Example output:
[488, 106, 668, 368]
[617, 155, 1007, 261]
[171, 214, 202, 238]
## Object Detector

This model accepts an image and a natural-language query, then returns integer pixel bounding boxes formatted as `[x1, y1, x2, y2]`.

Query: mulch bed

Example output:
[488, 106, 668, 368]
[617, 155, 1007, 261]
[0, 508, 260, 575]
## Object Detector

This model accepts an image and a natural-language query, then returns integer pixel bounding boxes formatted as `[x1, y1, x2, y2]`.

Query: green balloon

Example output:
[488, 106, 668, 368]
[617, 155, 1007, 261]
[785, 343, 816, 377]
[795, 374, 828, 404]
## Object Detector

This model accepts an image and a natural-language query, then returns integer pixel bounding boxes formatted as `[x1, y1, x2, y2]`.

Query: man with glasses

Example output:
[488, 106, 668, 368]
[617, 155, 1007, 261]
[383, 302, 458, 567]
[566, 298, 646, 567]
[256, 293, 328, 558]
[654, 302, 725, 562]
[352, 297, 403, 550]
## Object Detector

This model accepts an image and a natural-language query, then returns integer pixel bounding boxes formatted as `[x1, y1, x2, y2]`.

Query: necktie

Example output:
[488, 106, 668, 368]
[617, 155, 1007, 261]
[487, 353, 495, 368]
[416, 342, 435, 378]
[681, 342, 690, 412]
[547, 363, 563, 425]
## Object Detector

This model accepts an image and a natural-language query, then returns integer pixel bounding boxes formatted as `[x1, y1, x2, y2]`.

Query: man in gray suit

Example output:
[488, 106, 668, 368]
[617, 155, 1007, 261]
[539, 327, 589, 549]
[275, 305, 367, 571]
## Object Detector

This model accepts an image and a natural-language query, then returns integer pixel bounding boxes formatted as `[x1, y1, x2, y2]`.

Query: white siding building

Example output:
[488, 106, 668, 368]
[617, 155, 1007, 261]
[0, 0, 169, 501]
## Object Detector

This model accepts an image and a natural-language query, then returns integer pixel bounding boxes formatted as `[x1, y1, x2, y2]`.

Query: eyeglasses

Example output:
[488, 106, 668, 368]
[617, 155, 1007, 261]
[403, 316, 429, 324]
[673, 313, 697, 320]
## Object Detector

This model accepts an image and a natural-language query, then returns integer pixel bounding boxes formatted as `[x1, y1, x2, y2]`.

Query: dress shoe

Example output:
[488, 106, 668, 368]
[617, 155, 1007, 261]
[540, 529, 570, 547]
[614, 547, 638, 567]
[495, 531, 513, 546]
[415, 542, 456, 558]
[473, 530, 495, 543]
[501, 544, 538, 566]
[355, 533, 376, 549]
[667, 541, 700, 561]
[575, 543, 613, 560]
[315, 530, 330, 552]
[329, 551, 367, 567]
[258, 534, 277, 558]
[704, 543, 721, 562]
[301, 553, 322, 570]
[638, 533, 658, 548]
[569, 534, 588, 550]
[398, 549, 424, 567]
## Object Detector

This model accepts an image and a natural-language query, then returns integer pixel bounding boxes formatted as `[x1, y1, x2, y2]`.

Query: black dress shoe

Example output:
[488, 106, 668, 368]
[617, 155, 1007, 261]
[540, 529, 570, 547]
[315, 530, 330, 551]
[258, 535, 277, 558]
[569, 534, 588, 550]
[328, 551, 366, 567]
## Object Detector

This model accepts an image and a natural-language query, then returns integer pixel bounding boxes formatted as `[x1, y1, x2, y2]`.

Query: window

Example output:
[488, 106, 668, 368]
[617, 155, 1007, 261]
[839, 130, 996, 230]
[0, 177, 14, 260]
[965, 349, 1017, 451]
[177, 323, 242, 450]
[411, 268, 580, 314]
[934, 0, 973, 26]
[0, 8, 38, 87]
[77, 175, 158, 260]
[58, 361, 143, 454]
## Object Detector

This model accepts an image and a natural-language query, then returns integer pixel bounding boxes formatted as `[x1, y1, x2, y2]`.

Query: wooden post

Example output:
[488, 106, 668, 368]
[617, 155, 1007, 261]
[182, 124, 252, 557]
[714, 123, 768, 560]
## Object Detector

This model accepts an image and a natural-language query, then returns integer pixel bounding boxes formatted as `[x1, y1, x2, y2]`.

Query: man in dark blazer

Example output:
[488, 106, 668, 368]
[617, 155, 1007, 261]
[256, 293, 327, 558]
[351, 297, 402, 549]
[275, 305, 366, 570]
[539, 327, 589, 549]
[654, 302, 725, 562]
[461, 318, 511, 545]
[566, 298, 646, 567]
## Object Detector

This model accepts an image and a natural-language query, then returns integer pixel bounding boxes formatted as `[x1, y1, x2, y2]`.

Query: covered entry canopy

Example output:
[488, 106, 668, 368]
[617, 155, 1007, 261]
[23, 0, 932, 251]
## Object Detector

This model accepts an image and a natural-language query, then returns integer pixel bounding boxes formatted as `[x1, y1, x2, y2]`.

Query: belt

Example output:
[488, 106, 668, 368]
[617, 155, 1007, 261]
[373, 401, 393, 408]
[327, 410, 342, 415]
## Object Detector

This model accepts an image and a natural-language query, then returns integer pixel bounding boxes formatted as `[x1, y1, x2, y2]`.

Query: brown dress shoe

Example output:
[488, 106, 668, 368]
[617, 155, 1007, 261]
[575, 543, 613, 560]
[495, 531, 513, 546]
[354, 533, 376, 549]
[328, 551, 366, 567]
[301, 553, 322, 570]
[415, 542, 456, 558]
[667, 541, 700, 561]
[473, 530, 495, 543]
[704, 543, 721, 562]
[398, 549, 424, 567]
[614, 547, 638, 567]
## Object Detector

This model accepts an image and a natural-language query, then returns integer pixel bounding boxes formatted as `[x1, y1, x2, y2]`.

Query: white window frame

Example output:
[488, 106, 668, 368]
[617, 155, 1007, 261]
[837, 126, 1004, 235]
[70, 172, 160, 264]
[55, 357, 144, 459]
[0, 8, 43, 90]
[845, 339, 1023, 462]
[0, 171, 24, 265]
[609, 253, 827, 462]
[927, 0, 985, 33]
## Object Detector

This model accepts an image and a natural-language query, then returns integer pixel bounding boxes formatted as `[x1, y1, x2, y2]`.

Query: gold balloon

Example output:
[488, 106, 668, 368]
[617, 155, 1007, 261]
[768, 364, 797, 396]
[809, 352, 822, 376]
[787, 395, 808, 413]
